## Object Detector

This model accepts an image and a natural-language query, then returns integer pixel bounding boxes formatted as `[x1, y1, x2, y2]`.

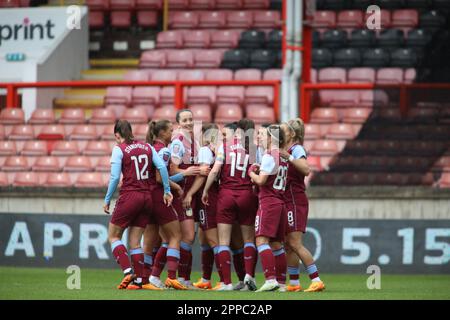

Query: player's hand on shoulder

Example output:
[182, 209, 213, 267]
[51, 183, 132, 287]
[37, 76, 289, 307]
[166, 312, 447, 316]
[103, 203, 110, 214]
[248, 163, 260, 176]
[163, 192, 173, 207]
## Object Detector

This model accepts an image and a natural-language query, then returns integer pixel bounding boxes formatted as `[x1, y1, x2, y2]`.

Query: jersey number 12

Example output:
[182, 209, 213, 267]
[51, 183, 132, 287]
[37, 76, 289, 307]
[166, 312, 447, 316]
[131, 155, 149, 180]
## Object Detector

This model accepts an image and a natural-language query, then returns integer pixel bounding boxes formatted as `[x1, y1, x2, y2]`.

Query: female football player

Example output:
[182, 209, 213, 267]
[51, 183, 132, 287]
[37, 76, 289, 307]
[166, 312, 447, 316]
[248, 125, 288, 292]
[103, 120, 172, 290]
[281, 118, 325, 292]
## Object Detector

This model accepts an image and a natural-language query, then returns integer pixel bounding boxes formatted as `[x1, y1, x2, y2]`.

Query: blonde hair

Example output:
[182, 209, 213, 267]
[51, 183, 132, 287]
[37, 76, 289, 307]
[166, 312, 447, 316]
[285, 118, 305, 145]
[202, 123, 219, 146]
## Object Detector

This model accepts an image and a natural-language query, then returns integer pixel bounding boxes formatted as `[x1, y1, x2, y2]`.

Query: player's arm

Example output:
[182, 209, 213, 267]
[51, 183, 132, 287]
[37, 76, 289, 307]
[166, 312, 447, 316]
[103, 146, 123, 214]
[169, 139, 200, 177]
[249, 154, 275, 186]
[281, 147, 310, 176]
[201, 158, 223, 205]
[156, 171, 184, 198]
[150, 146, 173, 206]
[183, 171, 206, 209]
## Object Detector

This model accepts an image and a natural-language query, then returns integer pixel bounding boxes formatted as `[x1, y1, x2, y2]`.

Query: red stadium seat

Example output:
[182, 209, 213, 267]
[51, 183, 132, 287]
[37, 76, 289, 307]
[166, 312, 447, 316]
[136, 11, 158, 28]
[36, 124, 65, 140]
[214, 104, 243, 123]
[123, 70, 149, 81]
[96, 156, 111, 172]
[51, 141, 79, 156]
[132, 87, 160, 107]
[0, 172, 9, 186]
[216, 0, 242, 9]
[348, 68, 376, 83]
[184, 30, 211, 48]
[110, 11, 132, 28]
[189, 105, 212, 122]
[217, 86, 245, 105]
[0, 140, 17, 156]
[376, 68, 404, 84]
[89, 109, 116, 124]
[12, 172, 39, 187]
[166, 50, 195, 68]
[187, 87, 217, 105]
[244, 86, 273, 104]
[312, 11, 336, 29]
[45, 172, 73, 187]
[392, 9, 419, 28]
[29, 109, 56, 124]
[330, 90, 360, 108]
[70, 125, 99, 140]
[194, 50, 223, 68]
[140, 50, 167, 68]
[234, 69, 262, 80]
[227, 11, 253, 29]
[110, 0, 136, 10]
[152, 107, 177, 122]
[178, 70, 205, 81]
[205, 69, 233, 80]
[243, 0, 269, 9]
[245, 105, 275, 124]
[189, 0, 215, 9]
[83, 141, 112, 156]
[318, 68, 346, 83]
[21, 140, 48, 156]
[310, 108, 339, 124]
[437, 173, 450, 188]
[310, 69, 317, 83]
[0, 125, 5, 140]
[122, 108, 149, 124]
[210, 30, 240, 48]
[199, 11, 227, 29]
[85, 0, 110, 10]
[75, 172, 105, 188]
[325, 123, 356, 140]
[160, 87, 175, 105]
[304, 123, 324, 140]
[151, 69, 178, 81]
[337, 10, 364, 28]
[64, 156, 93, 172]
[32, 156, 62, 172]
[432, 156, 450, 173]
[263, 69, 283, 81]
[168, 0, 189, 9]
[133, 124, 148, 140]
[2, 156, 30, 171]
[404, 68, 416, 83]
[9, 125, 35, 140]
[136, 0, 162, 9]
[0, 108, 25, 124]
[157, 31, 184, 49]
[170, 11, 199, 29]
[59, 108, 86, 124]
[105, 86, 132, 107]
[253, 10, 281, 28]
[89, 11, 105, 29]
[341, 108, 372, 124]
[100, 125, 116, 141]
[309, 140, 339, 156]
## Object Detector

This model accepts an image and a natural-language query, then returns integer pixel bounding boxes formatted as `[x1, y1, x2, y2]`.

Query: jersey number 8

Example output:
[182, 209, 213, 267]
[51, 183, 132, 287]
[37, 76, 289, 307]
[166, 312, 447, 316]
[131, 155, 149, 181]
[273, 166, 288, 191]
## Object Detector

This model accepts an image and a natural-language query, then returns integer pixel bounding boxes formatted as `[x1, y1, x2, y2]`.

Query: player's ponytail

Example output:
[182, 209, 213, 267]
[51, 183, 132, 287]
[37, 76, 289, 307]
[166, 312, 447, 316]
[202, 123, 219, 146]
[146, 120, 171, 144]
[286, 118, 305, 145]
[114, 119, 134, 144]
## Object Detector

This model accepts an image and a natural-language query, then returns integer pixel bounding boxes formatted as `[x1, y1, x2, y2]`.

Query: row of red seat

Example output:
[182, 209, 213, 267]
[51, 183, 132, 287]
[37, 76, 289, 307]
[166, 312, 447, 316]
[0, 155, 112, 171]
[313, 9, 420, 30]
[314, 67, 416, 84]
[86, 0, 271, 11]
[126, 68, 281, 81]
[156, 30, 243, 49]
[140, 49, 225, 69]
[0, 140, 115, 156]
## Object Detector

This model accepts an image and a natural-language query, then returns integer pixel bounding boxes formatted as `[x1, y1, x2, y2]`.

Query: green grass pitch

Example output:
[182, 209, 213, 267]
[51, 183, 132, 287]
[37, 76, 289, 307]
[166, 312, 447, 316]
[0, 267, 449, 300]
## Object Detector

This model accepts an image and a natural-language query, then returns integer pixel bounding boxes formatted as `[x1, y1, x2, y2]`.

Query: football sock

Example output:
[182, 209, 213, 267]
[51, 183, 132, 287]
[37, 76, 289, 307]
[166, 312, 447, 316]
[306, 263, 321, 282]
[201, 245, 214, 281]
[288, 266, 300, 286]
[130, 247, 144, 283]
[232, 248, 245, 282]
[151, 243, 168, 278]
[257, 244, 276, 280]
[111, 240, 131, 274]
[142, 254, 153, 284]
[218, 246, 232, 285]
[244, 242, 257, 278]
[213, 246, 224, 283]
[178, 241, 192, 280]
[167, 247, 180, 280]
[273, 247, 287, 284]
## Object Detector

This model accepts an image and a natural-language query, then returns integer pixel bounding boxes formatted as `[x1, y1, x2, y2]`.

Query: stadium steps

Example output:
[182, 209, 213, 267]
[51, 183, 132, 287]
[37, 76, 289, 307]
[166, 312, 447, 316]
[81, 69, 131, 81]
[89, 59, 140, 69]
[54, 89, 106, 110]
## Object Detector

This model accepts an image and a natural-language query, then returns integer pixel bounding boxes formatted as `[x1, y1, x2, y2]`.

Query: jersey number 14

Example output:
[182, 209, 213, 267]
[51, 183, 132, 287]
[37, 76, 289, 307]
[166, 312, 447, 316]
[229, 152, 249, 178]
